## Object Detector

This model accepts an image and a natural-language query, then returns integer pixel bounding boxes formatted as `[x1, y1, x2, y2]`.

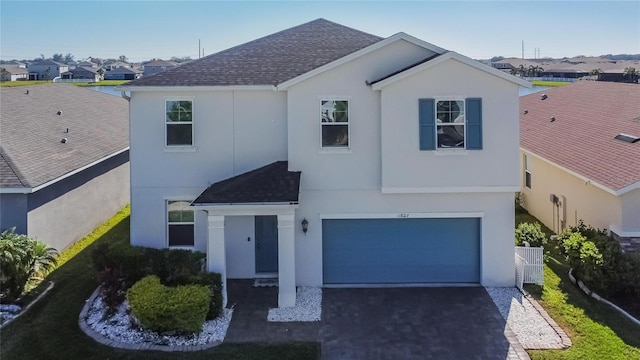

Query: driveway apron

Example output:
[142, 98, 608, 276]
[225, 281, 528, 360]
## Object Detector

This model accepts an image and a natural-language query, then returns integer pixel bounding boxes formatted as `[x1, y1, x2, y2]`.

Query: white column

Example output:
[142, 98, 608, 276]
[277, 214, 296, 307]
[207, 215, 227, 307]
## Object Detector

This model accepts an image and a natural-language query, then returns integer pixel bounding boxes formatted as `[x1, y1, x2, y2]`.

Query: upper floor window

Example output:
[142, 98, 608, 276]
[321, 100, 349, 148]
[419, 98, 482, 151]
[167, 200, 194, 247]
[166, 100, 193, 146]
[436, 100, 465, 149]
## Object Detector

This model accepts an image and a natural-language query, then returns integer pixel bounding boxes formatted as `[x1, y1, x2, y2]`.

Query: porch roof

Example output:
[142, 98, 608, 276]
[192, 161, 301, 205]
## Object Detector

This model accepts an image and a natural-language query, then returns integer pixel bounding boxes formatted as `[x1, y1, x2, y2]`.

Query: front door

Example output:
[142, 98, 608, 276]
[255, 215, 278, 273]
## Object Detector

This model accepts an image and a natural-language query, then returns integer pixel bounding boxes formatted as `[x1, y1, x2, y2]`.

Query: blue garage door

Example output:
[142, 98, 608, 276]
[322, 218, 480, 284]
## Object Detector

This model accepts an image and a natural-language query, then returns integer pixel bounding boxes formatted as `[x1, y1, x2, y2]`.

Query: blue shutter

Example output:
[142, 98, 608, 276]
[466, 98, 482, 150]
[419, 98, 435, 150]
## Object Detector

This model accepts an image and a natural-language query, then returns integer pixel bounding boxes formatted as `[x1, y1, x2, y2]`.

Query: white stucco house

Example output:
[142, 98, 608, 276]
[120, 19, 530, 307]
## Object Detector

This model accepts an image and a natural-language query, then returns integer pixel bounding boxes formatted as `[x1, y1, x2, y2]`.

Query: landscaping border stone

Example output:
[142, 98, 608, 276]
[78, 287, 222, 352]
[0, 281, 55, 329]
[568, 268, 640, 327]
[520, 289, 572, 349]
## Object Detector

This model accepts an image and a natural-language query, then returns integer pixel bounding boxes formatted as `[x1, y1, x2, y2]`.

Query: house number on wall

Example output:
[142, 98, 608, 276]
[398, 213, 410, 218]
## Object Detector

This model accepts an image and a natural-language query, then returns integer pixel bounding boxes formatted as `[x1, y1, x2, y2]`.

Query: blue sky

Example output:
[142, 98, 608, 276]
[1, 1, 638, 62]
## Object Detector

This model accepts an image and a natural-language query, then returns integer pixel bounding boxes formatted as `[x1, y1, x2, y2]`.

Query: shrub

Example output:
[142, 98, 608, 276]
[515, 222, 547, 247]
[127, 275, 210, 333]
[0, 228, 58, 303]
[98, 267, 127, 316]
[188, 272, 223, 320]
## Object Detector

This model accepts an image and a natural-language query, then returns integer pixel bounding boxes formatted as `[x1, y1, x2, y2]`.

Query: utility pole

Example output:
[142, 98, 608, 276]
[522, 40, 524, 59]
[199, 39, 201, 59]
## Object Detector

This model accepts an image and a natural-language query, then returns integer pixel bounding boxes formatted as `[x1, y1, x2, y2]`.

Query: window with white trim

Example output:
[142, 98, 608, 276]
[321, 100, 349, 148]
[167, 200, 194, 247]
[436, 99, 465, 149]
[165, 100, 193, 146]
[524, 155, 532, 189]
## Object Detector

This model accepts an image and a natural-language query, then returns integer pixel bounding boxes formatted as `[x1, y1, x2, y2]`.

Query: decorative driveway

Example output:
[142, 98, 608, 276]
[225, 281, 529, 360]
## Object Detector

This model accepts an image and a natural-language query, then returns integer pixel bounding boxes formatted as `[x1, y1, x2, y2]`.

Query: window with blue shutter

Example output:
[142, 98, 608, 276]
[419, 98, 435, 150]
[465, 98, 482, 150]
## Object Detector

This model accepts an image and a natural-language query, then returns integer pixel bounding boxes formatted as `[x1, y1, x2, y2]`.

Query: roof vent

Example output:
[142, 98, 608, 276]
[57, 111, 62, 115]
[61, 138, 67, 144]
[614, 133, 640, 143]
[541, 94, 548, 100]
[550, 116, 556, 122]
[524, 109, 528, 114]
[25, 90, 29, 95]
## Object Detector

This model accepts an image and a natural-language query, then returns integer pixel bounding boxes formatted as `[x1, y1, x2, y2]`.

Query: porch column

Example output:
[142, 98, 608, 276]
[207, 215, 227, 307]
[277, 214, 296, 307]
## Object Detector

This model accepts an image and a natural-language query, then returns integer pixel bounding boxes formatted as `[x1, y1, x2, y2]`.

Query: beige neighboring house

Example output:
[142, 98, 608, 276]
[520, 81, 640, 252]
[1, 65, 29, 81]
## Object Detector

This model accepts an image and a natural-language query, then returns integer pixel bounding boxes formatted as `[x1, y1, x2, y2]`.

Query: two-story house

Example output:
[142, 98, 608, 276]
[141, 59, 177, 77]
[121, 19, 530, 308]
[27, 60, 69, 80]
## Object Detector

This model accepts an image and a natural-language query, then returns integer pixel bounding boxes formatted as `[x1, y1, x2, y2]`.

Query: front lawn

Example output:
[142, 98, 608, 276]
[531, 80, 571, 87]
[0, 80, 50, 87]
[0, 206, 319, 360]
[516, 210, 640, 359]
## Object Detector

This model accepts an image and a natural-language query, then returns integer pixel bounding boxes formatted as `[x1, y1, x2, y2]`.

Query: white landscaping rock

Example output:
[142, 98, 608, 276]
[268, 287, 321, 322]
[85, 294, 233, 346]
[486, 287, 561, 348]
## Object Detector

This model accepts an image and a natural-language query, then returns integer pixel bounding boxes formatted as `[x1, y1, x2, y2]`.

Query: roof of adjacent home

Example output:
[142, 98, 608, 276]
[29, 60, 67, 67]
[0, 84, 129, 189]
[1, 65, 29, 75]
[143, 60, 177, 67]
[192, 161, 301, 204]
[107, 66, 140, 74]
[520, 81, 640, 193]
[126, 18, 383, 87]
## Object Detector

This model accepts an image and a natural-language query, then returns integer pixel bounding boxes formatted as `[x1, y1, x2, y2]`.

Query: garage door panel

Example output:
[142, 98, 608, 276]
[323, 218, 480, 284]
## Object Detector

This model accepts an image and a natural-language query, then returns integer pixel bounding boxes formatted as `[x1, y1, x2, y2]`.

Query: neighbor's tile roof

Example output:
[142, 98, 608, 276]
[0, 84, 129, 188]
[193, 161, 301, 204]
[1, 65, 29, 75]
[520, 81, 640, 191]
[127, 18, 383, 87]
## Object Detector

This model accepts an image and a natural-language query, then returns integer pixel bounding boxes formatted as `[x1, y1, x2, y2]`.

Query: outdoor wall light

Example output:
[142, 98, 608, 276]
[301, 218, 309, 234]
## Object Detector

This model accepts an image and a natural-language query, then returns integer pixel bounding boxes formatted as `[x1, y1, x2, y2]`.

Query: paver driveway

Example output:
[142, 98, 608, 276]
[225, 281, 528, 360]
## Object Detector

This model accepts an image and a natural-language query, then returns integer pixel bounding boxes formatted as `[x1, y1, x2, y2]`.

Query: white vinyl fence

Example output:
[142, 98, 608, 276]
[515, 246, 544, 290]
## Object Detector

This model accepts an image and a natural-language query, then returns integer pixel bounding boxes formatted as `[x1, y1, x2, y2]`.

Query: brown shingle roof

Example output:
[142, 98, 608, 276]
[520, 81, 640, 192]
[0, 84, 129, 188]
[127, 18, 383, 87]
[193, 161, 300, 204]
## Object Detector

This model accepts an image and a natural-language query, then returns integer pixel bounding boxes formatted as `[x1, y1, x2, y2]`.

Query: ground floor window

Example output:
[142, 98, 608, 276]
[167, 200, 194, 247]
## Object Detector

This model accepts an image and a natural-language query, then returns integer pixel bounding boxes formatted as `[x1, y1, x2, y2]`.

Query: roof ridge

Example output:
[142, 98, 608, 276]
[0, 148, 29, 188]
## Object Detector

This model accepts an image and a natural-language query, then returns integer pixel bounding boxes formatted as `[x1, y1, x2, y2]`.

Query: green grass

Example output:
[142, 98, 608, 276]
[0, 80, 50, 87]
[531, 80, 571, 87]
[0, 206, 319, 360]
[516, 209, 640, 359]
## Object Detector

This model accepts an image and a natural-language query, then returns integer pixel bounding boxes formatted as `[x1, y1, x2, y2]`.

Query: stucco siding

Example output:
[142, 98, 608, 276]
[287, 39, 436, 190]
[294, 190, 515, 287]
[27, 161, 129, 251]
[520, 150, 622, 234]
[380, 59, 520, 189]
[620, 189, 640, 234]
[0, 193, 27, 233]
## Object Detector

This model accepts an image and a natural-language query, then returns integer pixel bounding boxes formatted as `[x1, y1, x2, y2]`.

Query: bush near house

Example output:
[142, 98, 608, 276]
[92, 242, 223, 319]
[514, 222, 547, 248]
[127, 275, 210, 333]
[558, 221, 640, 302]
[0, 228, 58, 303]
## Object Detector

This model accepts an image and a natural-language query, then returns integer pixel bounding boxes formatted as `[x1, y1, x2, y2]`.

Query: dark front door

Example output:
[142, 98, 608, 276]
[255, 215, 278, 273]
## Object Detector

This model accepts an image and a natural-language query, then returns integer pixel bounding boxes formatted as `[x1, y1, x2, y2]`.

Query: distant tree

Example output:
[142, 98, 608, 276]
[527, 65, 543, 77]
[169, 56, 192, 63]
[623, 67, 638, 83]
[63, 53, 75, 63]
[490, 56, 505, 62]
[589, 68, 602, 81]
[118, 55, 128, 62]
[517, 64, 527, 77]
[97, 68, 104, 80]
[51, 53, 64, 62]
[0, 67, 9, 81]
[43, 67, 51, 81]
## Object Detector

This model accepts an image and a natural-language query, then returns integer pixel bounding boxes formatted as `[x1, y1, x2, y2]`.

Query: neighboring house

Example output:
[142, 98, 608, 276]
[121, 18, 530, 307]
[61, 66, 101, 81]
[0, 84, 130, 252]
[27, 60, 69, 80]
[77, 60, 98, 68]
[141, 59, 177, 77]
[0, 65, 29, 81]
[103, 61, 131, 71]
[104, 66, 141, 80]
[540, 68, 588, 79]
[520, 81, 640, 252]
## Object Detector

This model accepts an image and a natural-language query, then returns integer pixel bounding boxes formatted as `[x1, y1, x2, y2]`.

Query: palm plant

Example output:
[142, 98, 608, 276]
[0, 228, 58, 302]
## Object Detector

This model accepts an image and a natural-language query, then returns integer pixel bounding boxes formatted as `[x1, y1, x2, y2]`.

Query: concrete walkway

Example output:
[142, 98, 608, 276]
[225, 281, 529, 360]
